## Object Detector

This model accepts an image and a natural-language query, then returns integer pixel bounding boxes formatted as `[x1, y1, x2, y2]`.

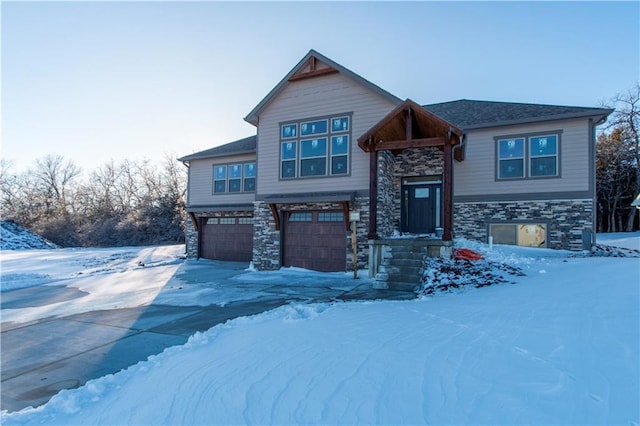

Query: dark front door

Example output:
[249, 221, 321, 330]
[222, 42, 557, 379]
[401, 182, 442, 234]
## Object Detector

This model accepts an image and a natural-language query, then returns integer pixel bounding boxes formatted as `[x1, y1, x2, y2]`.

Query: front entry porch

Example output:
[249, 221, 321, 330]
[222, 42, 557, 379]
[357, 99, 463, 290]
[357, 99, 464, 242]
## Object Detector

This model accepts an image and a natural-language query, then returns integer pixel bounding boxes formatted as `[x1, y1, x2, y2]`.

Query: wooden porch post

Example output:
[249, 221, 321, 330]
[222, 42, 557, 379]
[443, 138, 453, 241]
[368, 143, 378, 240]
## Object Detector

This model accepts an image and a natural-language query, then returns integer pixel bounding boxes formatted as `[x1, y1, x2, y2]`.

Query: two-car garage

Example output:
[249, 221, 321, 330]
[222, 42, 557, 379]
[198, 210, 347, 272]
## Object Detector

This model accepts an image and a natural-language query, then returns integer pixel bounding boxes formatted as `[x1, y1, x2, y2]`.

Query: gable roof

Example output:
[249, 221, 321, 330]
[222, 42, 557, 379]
[357, 99, 463, 148]
[244, 49, 402, 126]
[424, 99, 613, 130]
[178, 135, 256, 162]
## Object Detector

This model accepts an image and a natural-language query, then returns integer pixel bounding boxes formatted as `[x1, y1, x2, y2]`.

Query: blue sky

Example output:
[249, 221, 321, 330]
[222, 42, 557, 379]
[2, 1, 638, 173]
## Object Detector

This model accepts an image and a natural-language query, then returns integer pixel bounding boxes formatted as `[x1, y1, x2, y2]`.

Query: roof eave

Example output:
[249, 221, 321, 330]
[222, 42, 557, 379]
[461, 109, 614, 131]
[178, 149, 257, 162]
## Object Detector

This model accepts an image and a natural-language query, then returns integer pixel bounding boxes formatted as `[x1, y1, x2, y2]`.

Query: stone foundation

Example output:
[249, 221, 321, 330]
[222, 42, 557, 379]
[454, 199, 594, 250]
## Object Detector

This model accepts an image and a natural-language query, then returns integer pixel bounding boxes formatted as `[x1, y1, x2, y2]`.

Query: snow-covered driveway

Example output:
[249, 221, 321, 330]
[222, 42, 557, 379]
[1, 235, 639, 425]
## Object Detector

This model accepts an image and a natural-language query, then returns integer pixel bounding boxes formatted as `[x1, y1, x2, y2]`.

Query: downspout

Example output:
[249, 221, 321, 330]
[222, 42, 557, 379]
[453, 133, 467, 158]
[451, 133, 466, 240]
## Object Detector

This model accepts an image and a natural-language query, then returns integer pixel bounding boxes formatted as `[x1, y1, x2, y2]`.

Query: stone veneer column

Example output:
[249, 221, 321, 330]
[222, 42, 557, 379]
[252, 201, 281, 270]
[376, 151, 396, 238]
[347, 196, 371, 271]
[185, 214, 198, 258]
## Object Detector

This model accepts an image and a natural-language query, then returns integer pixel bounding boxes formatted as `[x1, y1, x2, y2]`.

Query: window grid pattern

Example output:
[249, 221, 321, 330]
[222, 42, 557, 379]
[496, 133, 559, 180]
[289, 212, 313, 222]
[280, 114, 351, 179]
[213, 162, 256, 193]
[318, 212, 344, 222]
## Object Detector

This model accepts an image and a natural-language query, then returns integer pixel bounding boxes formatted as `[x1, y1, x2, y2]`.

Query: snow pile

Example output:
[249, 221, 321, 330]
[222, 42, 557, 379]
[421, 256, 525, 295]
[0, 221, 59, 250]
[588, 243, 640, 258]
[596, 231, 640, 250]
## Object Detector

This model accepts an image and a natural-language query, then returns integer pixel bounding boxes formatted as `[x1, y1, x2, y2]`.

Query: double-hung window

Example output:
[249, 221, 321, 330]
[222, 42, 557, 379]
[498, 138, 525, 179]
[496, 132, 560, 180]
[529, 135, 558, 177]
[280, 114, 351, 179]
[213, 162, 257, 193]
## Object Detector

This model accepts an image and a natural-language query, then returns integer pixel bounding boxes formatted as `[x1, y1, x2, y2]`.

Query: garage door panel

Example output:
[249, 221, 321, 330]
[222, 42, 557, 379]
[283, 211, 346, 272]
[200, 218, 253, 262]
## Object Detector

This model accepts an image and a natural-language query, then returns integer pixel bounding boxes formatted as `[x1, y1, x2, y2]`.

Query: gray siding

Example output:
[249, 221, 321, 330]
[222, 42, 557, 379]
[256, 72, 398, 196]
[187, 153, 257, 206]
[453, 118, 592, 200]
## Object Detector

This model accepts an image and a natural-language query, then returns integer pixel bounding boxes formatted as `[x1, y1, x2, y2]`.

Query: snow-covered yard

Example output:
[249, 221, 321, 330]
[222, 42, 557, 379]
[1, 233, 639, 425]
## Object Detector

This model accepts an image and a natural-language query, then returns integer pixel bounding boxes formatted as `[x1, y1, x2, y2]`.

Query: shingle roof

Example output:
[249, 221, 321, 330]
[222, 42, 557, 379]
[177, 135, 256, 162]
[424, 99, 613, 130]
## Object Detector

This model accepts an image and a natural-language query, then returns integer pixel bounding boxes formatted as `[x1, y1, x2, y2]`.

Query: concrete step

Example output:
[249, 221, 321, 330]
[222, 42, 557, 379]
[387, 281, 421, 292]
[388, 273, 421, 281]
[386, 259, 424, 268]
[388, 250, 425, 259]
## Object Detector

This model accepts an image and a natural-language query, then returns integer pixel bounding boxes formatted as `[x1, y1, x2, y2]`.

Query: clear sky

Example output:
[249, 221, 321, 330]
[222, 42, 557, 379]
[2, 1, 639, 173]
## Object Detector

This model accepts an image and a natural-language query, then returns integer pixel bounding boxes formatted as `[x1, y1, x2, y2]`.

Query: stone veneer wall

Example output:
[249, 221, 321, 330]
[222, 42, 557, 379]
[252, 199, 371, 271]
[392, 147, 444, 226]
[454, 199, 594, 250]
[376, 151, 396, 238]
[184, 210, 254, 258]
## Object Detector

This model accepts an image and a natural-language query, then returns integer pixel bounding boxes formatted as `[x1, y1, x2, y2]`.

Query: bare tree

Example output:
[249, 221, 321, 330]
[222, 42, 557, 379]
[596, 128, 637, 232]
[2, 154, 186, 247]
[603, 83, 640, 231]
[32, 154, 81, 216]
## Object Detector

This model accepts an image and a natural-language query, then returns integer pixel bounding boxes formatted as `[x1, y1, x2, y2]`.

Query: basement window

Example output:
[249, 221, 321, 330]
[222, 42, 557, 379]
[490, 223, 547, 248]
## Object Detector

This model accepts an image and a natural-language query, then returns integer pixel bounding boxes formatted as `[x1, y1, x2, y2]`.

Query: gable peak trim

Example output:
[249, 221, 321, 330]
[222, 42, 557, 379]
[288, 54, 339, 82]
[244, 49, 402, 126]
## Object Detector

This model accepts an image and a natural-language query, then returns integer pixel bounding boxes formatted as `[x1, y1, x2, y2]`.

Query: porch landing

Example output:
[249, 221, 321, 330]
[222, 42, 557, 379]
[368, 238, 453, 292]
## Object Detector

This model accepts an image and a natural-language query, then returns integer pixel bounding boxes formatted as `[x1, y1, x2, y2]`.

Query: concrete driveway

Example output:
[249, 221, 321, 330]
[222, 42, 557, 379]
[1, 261, 414, 412]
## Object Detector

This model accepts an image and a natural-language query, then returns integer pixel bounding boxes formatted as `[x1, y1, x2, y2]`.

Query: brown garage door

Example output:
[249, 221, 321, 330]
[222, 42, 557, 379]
[200, 217, 253, 262]
[283, 211, 346, 272]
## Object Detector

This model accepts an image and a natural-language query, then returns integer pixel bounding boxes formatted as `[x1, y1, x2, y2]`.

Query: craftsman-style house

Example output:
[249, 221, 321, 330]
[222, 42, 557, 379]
[179, 49, 612, 274]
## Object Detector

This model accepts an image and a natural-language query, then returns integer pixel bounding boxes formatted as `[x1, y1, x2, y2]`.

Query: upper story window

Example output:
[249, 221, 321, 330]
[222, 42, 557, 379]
[280, 114, 351, 180]
[529, 135, 558, 177]
[496, 132, 560, 180]
[213, 162, 256, 194]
